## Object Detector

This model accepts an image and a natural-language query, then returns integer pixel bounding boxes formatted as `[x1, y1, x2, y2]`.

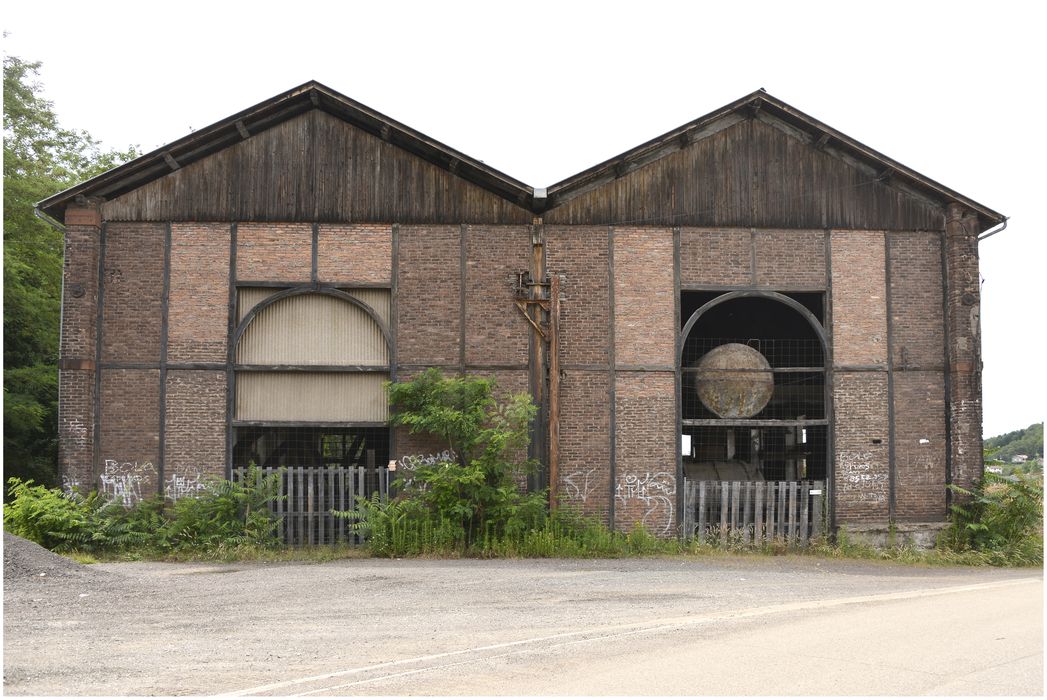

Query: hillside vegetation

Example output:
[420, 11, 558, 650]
[985, 423, 1043, 462]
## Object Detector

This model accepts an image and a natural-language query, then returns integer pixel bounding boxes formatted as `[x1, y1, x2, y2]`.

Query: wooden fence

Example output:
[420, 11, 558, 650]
[234, 466, 391, 546]
[682, 480, 825, 544]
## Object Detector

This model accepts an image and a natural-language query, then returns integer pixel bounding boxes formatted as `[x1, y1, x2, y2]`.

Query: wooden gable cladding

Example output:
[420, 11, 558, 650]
[101, 110, 532, 224]
[543, 118, 945, 231]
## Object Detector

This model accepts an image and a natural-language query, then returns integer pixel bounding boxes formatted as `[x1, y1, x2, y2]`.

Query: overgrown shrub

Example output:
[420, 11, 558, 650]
[3, 465, 282, 555]
[356, 369, 548, 552]
[940, 471, 1043, 565]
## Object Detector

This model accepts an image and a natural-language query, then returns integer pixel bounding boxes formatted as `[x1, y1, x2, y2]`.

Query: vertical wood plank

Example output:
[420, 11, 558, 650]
[730, 481, 740, 533]
[287, 468, 296, 546]
[800, 481, 810, 544]
[719, 481, 729, 535]
[777, 481, 787, 541]
[742, 481, 752, 544]
[754, 481, 764, 544]
[348, 466, 357, 546]
[812, 480, 824, 538]
[767, 481, 776, 540]
[298, 467, 306, 547]
[697, 481, 707, 542]
[787, 481, 795, 539]
[682, 480, 693, 539]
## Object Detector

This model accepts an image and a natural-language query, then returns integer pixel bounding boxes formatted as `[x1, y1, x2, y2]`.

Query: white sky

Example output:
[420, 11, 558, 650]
[4, 0, 1044, 438]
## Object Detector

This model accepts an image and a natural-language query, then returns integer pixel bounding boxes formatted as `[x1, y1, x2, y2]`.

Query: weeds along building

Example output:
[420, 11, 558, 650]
[40, 82, 1004, 539]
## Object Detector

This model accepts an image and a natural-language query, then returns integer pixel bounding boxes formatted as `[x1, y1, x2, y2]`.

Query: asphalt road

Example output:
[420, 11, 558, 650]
[3, 554, 1042, 696]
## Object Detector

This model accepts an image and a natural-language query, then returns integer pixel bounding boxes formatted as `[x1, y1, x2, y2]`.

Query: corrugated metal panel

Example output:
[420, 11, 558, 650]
[237, 294, 388, 365]
[235, 372, 389, 422]
[238, 287, 284, 323]
[346, 289, 390, 328]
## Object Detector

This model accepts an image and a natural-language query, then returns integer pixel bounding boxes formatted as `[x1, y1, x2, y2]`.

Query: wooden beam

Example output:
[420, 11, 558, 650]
[235, 120, 251, 139]
[162, 152, 180, 171]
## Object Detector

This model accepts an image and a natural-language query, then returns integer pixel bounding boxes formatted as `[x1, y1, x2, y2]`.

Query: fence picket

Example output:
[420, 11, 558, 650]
[758, 481, 766, 539]
[799, 482, 810, 544]
[697, 481, 707, 542]
[812, 481, 823, 538]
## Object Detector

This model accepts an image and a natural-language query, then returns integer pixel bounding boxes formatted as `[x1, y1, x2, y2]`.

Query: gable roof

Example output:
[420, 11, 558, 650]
[39, 83, 1005, 231]
[542, 89, 1004, 230]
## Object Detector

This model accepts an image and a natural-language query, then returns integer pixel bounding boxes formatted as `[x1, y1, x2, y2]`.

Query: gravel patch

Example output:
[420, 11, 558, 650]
[3, 532, 116, 584]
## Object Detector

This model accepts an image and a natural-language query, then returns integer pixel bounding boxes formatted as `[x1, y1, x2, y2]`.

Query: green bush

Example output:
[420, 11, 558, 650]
[940, 471, 1043, 566]
[363, 369, 548, 552]
[4, 478, 94, 550]
[4, 465, 282, 556]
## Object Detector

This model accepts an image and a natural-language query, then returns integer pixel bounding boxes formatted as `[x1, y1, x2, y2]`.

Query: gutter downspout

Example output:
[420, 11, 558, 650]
[977, 217, 1008, 242]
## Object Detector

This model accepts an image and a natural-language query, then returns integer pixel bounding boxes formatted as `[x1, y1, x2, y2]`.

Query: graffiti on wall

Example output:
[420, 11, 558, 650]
[396, 450, 457, 471]
[615, 471, 676, 536]
[100, 460, 157, 507]
[164, 473, 208, 501]
[838, 451, 887, 503]
[64, 418, 88, 450]
[563, 468, 598, 503]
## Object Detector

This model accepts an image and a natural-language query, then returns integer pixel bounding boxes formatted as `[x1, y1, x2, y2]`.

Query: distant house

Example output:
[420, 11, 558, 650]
[986, 466, 1004, 474]
[1011, 455, 1029, 464]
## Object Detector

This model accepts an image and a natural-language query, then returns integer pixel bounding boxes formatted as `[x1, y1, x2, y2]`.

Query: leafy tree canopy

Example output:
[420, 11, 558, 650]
[985, 423, 1044, 461]
[3, 53, 137, 486]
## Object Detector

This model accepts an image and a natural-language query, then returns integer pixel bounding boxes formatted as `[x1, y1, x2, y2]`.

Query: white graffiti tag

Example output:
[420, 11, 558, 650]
[563, 468, 598, 503]
[99, 460, 157, 507]
[615, 471, 676, 536]
[164, 474, 208, 500]
[396, 450, 457, 471]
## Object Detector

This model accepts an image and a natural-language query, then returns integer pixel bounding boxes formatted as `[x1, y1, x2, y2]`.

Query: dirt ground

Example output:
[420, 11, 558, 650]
[3, 534, 1042, 696]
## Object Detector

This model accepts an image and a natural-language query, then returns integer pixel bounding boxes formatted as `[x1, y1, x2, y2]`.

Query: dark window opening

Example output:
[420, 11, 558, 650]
[233, 426, 389, 471]
[682, 425, 827, 481]
[680, 291, 828, 482]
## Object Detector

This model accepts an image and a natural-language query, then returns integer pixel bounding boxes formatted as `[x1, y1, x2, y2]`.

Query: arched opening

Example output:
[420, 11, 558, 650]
[231, 289, 391, 471]
[680, 291, 828, 482]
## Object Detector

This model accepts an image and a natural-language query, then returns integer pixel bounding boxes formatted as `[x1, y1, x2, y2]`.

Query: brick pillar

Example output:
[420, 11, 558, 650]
[57, 199, 102, 491]
[944, 203, 983, 492]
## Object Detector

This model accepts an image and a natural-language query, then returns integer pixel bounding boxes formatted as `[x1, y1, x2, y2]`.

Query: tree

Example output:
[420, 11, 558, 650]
[380, 368, 545, 549]
[3, 54, 137, 487]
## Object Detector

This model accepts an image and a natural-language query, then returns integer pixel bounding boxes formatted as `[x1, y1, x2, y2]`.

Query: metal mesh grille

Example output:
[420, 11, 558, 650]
[683, 425, 827, 481]
[233, 426, 390, 470]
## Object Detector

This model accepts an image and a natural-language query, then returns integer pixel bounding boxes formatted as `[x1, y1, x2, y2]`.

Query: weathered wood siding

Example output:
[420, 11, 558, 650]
[101, 111, 532, 225]
[543, 119, 944, 231]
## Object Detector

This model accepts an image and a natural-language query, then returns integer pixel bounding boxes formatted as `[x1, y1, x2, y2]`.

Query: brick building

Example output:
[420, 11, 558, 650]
[40, 82, 1004, 538]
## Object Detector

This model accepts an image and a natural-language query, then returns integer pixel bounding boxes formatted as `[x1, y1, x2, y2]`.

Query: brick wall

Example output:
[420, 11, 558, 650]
[888, 232, 944, 368]
[98, 369, 160, 503]
[58, 371, 94, 490]
[558, 371, 611, 520]
[317, 224, 392, 284]
[680, 228, 749, 286]
[755, 230, 826, 288]
[101, 222, 164, 363]
[945, 206, 983, 492]
[464, 226, 530, 366]
[396, 226, 461, 366]
[237, 223, 311, 281]
[833, 372, 890, 522]
[831, 230, 887, 367]
[893, 371, 947, 520]
[545, 226, 610, 367]
[614, 227, 675, 367]
[614, 372, 677, 535]
[165, 371, 226, 488]
[169, 223, 230, 363]
[59, 206, 101, 486]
